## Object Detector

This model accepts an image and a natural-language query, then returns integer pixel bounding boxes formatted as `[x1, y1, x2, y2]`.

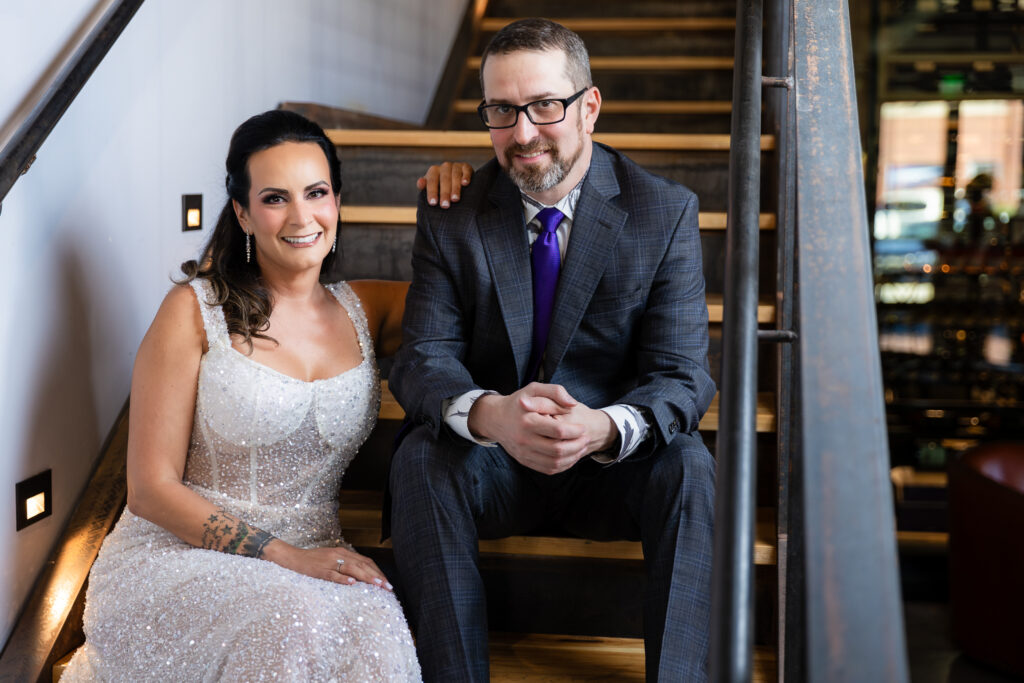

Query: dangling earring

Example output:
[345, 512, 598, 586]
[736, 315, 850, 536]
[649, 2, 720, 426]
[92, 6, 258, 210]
[332, 234, 337, 253]
[245, 232, 251, 263]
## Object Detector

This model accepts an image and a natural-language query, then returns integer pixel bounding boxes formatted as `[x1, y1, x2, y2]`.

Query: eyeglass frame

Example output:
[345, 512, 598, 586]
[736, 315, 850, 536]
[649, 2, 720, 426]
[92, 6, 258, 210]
[476, 87, 590, 130]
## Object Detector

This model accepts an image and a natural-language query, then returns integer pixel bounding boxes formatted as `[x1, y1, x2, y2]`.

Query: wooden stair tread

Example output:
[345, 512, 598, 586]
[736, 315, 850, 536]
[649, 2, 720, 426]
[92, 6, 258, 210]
[896, 530, 948, 554]
[379, 381, 777, 433]
[339, 490, 777, 565]
[467, 55, 734, 70]
[489, 633, 776, 682]
[705, 293, 776, 324]
[328, 129, 775, 151]
[481, 17, 737, 33]
[341, 205, 776, 230]
[454, 99, 732, 115]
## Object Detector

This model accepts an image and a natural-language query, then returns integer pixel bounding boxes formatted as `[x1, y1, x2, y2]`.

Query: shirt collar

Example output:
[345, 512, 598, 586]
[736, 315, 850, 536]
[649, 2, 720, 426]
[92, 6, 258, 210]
[521, 175, 586, 227]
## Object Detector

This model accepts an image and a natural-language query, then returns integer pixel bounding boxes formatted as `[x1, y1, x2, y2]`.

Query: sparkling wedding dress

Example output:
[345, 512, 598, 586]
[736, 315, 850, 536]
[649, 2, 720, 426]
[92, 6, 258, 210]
[63, 279, 421, 681]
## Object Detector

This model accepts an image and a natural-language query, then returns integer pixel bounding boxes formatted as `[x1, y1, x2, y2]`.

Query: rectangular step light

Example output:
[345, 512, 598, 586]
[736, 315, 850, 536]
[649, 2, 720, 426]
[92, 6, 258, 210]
[182, 194, 202, 232]
[15, 469, 52, 530]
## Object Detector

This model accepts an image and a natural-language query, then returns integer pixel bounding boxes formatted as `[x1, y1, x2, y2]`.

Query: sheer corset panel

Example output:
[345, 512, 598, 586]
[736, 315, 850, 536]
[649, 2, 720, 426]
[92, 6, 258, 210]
[184, 279, 380, 515]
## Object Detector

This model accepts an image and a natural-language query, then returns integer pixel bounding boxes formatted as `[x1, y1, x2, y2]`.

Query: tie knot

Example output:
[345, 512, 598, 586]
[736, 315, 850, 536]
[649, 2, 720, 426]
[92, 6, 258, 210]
[535, 207, 564, 235]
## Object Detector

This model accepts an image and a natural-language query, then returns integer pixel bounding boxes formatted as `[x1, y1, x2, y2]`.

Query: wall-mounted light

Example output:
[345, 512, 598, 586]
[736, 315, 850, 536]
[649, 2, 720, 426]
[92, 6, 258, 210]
[16, 469, 52, 530]
[182, 194, 202, 232]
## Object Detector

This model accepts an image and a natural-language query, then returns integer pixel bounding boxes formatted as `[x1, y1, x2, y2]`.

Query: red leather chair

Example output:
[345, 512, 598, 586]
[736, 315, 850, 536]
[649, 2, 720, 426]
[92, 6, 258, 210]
[948, 442, 1024, 678]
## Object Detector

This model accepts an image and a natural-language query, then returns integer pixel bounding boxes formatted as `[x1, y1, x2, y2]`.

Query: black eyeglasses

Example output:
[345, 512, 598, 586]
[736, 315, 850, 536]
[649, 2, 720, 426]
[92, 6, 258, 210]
[477, 88, 589, 129]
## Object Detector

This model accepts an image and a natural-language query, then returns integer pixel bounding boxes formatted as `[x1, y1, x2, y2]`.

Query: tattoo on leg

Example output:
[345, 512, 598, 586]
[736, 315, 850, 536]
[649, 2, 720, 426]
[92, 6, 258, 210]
[201, 508, 275, 558]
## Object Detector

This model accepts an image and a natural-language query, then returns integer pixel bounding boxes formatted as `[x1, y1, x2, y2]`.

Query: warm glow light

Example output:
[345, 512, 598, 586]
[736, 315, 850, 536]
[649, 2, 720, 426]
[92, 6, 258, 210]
[26, 492, 46, 519]
[186, 209, 201, 228]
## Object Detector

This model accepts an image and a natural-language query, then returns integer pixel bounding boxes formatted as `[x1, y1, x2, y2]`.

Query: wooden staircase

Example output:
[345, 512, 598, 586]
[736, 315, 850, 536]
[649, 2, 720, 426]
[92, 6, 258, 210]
[9, 3, 790, 682]
[329, 1, 785, 680]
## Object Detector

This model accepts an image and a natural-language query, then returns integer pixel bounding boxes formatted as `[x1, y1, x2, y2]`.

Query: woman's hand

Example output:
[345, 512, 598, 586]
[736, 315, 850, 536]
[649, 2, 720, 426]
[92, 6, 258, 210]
[416, 161, 473, 208]
[263, 541, 394, 590]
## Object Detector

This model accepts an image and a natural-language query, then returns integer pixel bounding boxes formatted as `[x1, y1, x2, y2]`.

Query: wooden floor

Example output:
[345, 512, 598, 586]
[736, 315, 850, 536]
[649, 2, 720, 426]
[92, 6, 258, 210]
[490, 634, 776, 682]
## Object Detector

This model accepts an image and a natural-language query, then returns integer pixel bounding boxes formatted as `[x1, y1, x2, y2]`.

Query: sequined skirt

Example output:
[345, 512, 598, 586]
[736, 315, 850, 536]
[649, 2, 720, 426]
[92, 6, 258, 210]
[61, 496, 420, 681]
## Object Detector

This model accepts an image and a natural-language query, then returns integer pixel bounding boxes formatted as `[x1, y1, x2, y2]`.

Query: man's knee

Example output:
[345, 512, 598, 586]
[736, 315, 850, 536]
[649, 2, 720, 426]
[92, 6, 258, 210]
[389, 428, 485, 513]
[650, 433, 714, 487]
[390, 428, 449, 501]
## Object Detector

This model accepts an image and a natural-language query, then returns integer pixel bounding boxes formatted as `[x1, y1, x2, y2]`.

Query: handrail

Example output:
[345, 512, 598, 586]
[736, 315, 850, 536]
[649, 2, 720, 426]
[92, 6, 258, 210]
[710, 0, 764, 681]
[793, 0, 909, 680]
[0, 0, 145, 211]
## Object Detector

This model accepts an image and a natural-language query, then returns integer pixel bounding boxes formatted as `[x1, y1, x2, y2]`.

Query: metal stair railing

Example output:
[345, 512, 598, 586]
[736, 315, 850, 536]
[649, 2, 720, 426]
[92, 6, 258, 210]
[711, 0, 912, 680]
[792, 0, 908, 680]
[0, 0, 145, 213]
[710, 0, 766, 680]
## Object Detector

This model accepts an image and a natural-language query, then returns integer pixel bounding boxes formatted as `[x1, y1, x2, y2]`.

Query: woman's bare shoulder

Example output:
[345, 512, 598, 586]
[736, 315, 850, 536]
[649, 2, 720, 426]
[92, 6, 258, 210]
[144, 282, 206, 352]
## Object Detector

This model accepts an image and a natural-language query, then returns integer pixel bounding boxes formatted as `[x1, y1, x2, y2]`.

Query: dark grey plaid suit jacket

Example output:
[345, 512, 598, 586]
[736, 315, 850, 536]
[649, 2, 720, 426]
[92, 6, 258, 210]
[391, 142, 715, 446]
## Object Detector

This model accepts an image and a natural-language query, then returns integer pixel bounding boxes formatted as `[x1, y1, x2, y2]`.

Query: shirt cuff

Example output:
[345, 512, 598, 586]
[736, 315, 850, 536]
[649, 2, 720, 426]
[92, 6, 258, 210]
[592, 404, 651, 464]
[442, 390, 499, 447]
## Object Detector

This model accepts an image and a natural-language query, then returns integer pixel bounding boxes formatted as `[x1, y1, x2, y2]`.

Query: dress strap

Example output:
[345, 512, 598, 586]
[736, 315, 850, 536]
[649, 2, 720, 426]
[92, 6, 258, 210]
[188, 279, 231, 349]
[326, 282, 376, 364]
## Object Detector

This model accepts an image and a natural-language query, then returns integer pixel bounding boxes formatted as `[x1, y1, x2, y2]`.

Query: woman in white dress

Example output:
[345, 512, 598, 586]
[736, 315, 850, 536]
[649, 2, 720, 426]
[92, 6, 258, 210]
[64, 110, 421, 681]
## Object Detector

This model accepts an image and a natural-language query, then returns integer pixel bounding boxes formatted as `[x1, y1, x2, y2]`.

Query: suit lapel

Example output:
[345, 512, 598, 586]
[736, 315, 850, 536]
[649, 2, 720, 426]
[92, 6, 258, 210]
[545, 145, 628, 377]
[478, 175, 534, 381]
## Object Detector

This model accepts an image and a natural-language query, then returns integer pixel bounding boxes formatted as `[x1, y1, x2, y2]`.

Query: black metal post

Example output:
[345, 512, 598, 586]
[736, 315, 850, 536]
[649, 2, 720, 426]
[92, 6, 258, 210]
[793, 0, 909, 680]
[710, 0, 763, 680]
[764, 0, 803, 680]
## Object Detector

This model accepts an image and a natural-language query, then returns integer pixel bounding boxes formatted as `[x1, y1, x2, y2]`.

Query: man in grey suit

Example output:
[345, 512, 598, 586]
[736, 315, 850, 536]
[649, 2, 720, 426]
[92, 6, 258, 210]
[388, 18, 716, 682]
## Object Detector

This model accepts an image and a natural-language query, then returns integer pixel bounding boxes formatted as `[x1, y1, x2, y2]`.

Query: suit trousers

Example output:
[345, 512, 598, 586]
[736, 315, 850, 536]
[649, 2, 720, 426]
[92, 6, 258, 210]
[388, 426, 715, 682]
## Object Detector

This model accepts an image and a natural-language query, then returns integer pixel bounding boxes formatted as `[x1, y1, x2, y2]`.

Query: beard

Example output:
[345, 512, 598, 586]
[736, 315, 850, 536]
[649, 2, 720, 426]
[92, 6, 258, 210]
[503, 119, 584, 194]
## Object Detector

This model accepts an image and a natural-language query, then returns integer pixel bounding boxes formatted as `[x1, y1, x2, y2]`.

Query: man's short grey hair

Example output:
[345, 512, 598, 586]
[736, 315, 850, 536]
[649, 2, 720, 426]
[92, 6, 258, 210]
[479, 18, 593, 98]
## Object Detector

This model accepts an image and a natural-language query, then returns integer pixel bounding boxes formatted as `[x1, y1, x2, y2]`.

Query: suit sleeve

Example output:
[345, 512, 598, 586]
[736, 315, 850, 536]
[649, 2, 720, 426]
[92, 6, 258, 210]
[389, 195, 481, 438]
[616, 190, 716, 447]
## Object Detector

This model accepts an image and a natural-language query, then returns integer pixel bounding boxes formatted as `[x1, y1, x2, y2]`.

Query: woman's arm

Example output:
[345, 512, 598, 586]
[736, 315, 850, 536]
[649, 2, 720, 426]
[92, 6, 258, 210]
[125, 285, 391, 588]
[349, 279, 410, 358]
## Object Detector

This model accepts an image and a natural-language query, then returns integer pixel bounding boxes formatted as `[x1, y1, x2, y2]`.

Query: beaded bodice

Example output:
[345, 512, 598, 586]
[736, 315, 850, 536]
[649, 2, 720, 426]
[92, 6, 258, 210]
[184, 278, 379, 546]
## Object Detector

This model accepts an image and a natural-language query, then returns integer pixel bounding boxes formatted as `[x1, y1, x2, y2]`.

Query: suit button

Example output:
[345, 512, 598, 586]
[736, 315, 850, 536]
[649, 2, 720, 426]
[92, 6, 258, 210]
[669, 419, 680, 434]
[424, 418, 435, 429]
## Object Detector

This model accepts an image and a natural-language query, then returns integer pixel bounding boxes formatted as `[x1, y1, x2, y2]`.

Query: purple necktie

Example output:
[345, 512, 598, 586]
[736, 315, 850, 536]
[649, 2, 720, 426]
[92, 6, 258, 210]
[527, 207, 564, 383]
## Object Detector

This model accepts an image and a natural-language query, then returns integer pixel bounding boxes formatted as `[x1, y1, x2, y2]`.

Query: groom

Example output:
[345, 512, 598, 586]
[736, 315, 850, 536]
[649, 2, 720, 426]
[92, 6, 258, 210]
[388, 18, 716, 682]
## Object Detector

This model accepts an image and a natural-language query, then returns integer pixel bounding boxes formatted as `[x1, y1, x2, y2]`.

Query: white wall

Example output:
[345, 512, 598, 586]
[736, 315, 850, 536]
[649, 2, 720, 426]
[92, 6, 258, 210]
[0, 0, 464, 646]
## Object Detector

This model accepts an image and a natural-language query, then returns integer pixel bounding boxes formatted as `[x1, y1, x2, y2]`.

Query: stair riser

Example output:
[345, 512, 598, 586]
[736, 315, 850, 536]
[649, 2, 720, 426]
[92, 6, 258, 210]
[475, 31, 735, 58]
[448, 111, 733, 134]
[460, 70, 734, 102]
[335, 224, 778, 297]
[336, 147, 755, 212]
[357, 547, 777, 642]
[486, 0, 734, 19]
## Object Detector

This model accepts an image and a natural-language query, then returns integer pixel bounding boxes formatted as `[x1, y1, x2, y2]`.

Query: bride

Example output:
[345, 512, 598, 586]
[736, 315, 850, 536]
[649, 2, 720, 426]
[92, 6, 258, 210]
[63, 110, 428, 681]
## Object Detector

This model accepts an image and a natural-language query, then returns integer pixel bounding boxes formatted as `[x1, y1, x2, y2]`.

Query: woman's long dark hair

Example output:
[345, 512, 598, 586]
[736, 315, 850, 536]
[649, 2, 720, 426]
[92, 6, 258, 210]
[179, 110, 342, 350]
